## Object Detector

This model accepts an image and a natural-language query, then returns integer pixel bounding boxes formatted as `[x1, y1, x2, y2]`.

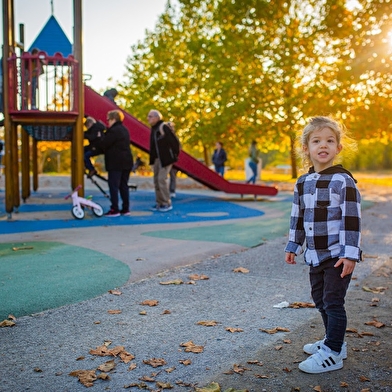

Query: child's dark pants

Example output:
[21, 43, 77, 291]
[309, 257, 352, 354]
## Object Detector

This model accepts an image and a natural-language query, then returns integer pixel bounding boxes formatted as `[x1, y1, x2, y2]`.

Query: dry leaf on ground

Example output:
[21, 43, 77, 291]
[289, 301, 315, 308]
[226, 327, 244, 333]
[260, 326, 290, 334]
[180, 340, 204, 353]
[196, 320, 219, 327]
[179, 359, 192, 365]
[69, 369, 97, 387]
[160, 279, 183, 285]
[97, 359, 116, 372]
[107, 309, 122, 314]
[108, 289, 122, 295]
[143, 358, 167, 367]
[189, 274, 209, 280]
[233, 267, 249, 273]
[364, 319, 385, 328]
[362, 286, 387, 294]
[140, 299, 159, 306]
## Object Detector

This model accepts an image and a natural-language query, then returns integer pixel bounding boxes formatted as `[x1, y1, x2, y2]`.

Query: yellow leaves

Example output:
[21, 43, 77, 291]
[233, 267, 249, 274]
[259, 326, 290, 334]
[0, 315, 16, 327]
[197, 320, 219, 327]
[180, 340, 204, 353]
[195, 382, 220, 392]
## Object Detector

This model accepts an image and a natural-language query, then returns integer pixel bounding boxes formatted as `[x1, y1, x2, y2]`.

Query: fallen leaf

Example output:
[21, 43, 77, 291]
[162, 309, 171, 315]
[108, 346, 125, 356]
[359, 375, 371, 382]
[283, 339, 292, 344]
[143, 358, 167, 367]
[275, 345, 283, 351]
[313, 386, 322, 392]
[140, 375, 155, 382]
[107, 309, 122, 314]
[156, 381, 173, 389]
[232, 363, 251, 374]
[346, 327, 358, 333]
[76, 356, 85, 361]
[89, 345, 109, 356]
[140, 299, 159, 307]
[254, 374, 269, 379]
[180, 340, 204, 353]
[362, 286, 387, 294]
[160, 279, 183, 285]
[340, 381, 349, 387]
[97, 372, 110, 380]
[97, 359, 116, 372]
[179, 359, 192, 365]
[34, 367, 42, 373]
[282, 367, 291, 372]
[8, 314, 16, 321]
[247, 360, 263, 366]
[12, 246, 34, 251]
[139, 310, 147, 315]
[189, 274, 209, 280]
[0, 319, 15, 327]
[119, 351, 135, 363]
[226, 327, 244, 333]
[165, 367, 176, 373]
[128, 363, 137, 371]
[364, 319, 385, 328]
[197, 320, 219, 327]
[69, 369, 97, 387]
[233, 267, 249, 273]
[195, 382, 220, 392]
[289, 302, 315, 308]
[108, 289, 122, 295]
[260, 326, 290, 334]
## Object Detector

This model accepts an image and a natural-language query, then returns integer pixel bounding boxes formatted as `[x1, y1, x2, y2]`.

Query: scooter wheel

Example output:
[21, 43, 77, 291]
[92, 203, 104, 217]
[72, 206, 85, 219]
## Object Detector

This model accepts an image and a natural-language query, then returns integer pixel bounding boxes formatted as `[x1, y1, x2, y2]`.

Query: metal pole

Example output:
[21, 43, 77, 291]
[72, 0, 84, 194]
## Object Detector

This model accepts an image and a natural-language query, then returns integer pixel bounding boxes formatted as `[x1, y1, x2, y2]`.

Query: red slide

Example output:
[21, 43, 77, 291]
[84, 85, 278, 196]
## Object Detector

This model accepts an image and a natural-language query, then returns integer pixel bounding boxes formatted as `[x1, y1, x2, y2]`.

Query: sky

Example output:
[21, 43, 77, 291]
[1, 0, 171, 92]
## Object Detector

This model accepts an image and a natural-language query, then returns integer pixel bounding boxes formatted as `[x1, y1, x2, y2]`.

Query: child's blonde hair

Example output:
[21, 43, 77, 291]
[298, 116, 356, 168]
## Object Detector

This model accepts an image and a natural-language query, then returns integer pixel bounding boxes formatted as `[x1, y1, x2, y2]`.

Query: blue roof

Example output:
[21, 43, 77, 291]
[28, 15, 72, 57]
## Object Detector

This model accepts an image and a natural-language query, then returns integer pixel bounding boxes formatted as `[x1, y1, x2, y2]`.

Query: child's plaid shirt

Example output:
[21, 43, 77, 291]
[285, 165, 361, 267]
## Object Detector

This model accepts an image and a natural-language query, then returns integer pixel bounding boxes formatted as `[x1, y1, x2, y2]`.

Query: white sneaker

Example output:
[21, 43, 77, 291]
[170, 192, 176, 198]
[303, 339, 347, 359]
[299, 345, 343, 374]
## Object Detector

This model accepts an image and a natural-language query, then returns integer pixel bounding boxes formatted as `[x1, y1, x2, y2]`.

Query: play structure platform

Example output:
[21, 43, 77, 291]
[84, 86, 278, 197]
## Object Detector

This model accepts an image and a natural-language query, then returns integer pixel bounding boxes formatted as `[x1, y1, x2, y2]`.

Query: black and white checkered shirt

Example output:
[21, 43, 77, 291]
[285, 165, 361, 267]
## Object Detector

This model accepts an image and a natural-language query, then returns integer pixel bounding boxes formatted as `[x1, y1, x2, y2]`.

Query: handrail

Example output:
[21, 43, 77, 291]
[7, 51, 79, 113]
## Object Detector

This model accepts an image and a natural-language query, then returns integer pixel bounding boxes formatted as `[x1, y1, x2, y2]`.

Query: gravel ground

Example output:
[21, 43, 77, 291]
[0, 183, 391, 392]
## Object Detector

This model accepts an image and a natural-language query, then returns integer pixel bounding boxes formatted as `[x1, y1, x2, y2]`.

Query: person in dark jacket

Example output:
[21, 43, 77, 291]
[100, 110, 133, 217]
[147, 110, 179, 212]
[212, 141, 227, 177]
[84, 117, 105, 177]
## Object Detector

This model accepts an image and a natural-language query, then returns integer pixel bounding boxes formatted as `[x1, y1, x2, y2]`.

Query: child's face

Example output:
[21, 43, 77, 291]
[304, 127, 342, 172]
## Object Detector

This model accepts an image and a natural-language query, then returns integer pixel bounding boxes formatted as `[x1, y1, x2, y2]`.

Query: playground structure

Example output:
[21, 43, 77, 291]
[1, 0, 277, 218]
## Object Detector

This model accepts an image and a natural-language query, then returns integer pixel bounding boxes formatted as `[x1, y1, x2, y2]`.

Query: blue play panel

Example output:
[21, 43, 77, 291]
[0, 189, 265, 234]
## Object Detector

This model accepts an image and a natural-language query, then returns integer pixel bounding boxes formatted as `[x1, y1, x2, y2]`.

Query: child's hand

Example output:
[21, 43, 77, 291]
[285, 252, 296, 265]
[334, 258, 356, 278]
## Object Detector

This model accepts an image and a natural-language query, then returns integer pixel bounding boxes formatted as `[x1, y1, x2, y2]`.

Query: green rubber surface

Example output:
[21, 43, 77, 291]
[0, 241, 130, 319]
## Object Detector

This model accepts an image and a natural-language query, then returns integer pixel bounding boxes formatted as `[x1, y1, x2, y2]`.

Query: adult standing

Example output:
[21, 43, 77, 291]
[147, 110, 179, 212]
[100, 110, 133, 217]
[212, 141, 227, 177]
[247, 140, 260, 184]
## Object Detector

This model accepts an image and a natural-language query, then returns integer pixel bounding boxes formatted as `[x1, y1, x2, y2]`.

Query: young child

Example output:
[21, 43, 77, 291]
[285, 116, 361, 374]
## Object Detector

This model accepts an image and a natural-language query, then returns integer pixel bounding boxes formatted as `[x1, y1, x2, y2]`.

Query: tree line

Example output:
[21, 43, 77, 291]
[114, 0, 392, 178]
